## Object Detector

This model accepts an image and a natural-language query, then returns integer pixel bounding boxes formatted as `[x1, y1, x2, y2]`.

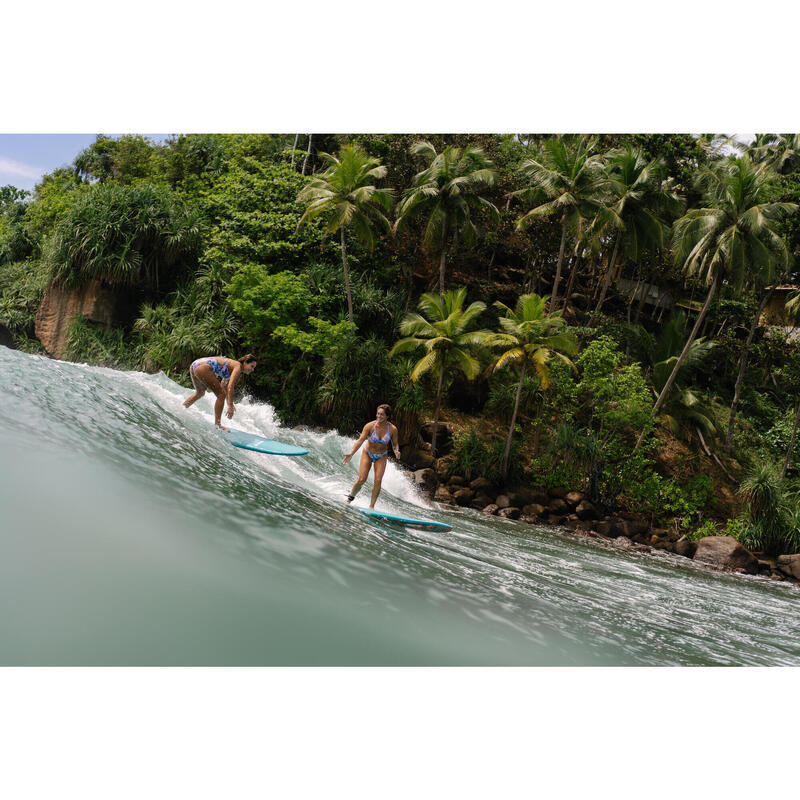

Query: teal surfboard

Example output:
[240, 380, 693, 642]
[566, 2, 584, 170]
[224, 428, 308, 457]
[353, 506, 452, 532]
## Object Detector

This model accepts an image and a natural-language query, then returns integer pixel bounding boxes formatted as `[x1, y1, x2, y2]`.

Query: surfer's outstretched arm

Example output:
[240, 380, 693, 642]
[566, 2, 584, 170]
[343, 423, 370, 465]
[225, 362, 242, 419]
[390, 424, 400, 459]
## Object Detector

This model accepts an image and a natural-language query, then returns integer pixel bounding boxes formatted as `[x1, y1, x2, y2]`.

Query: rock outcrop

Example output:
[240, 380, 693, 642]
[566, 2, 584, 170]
[776, 554, 800, 580]
[692, 536, 759, 575]
[35, 280, 137, 359]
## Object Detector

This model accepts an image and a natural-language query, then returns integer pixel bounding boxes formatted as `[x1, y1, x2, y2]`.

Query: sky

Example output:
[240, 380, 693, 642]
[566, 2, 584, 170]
[0, 134, 168, 193]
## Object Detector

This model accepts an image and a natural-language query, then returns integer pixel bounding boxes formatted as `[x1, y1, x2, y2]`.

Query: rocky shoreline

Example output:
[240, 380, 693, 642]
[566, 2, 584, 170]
[398, 428, 800, 588]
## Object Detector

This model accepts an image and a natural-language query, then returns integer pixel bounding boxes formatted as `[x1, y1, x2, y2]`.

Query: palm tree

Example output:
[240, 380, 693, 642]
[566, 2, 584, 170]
[637, 156, 795, 448]
[296, 145, 394, 323]
[749, 134, 800, 174]
[395, 141, 499, 297]
[485, 293, 577, 481]
[649, 312, 717, 442]
[389, 288, 490, 456]
[513, 136, 608, 310]
[591, 145, 682, 319]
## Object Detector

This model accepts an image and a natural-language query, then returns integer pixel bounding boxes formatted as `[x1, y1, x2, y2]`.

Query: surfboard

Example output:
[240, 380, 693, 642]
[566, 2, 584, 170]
[353, 505, 452, 532]
[223, 428, 308, 456]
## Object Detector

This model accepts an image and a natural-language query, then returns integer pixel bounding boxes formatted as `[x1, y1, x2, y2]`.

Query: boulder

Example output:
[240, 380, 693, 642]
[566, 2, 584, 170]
[595, 520, 613, 537]
[453, 487, 475, 507]
[522, 503, 547, 518]
[403, 449, 435, 470]
[495, 494, 512, 509]
[575, 500, 600, 521]
[673, 536, 697, 558]
[413, 468, 439, 494]
[776, 554, 800, 580]
[471, 493, 493, 509]
[448, 475, 465, 487]
[469, 477, 493, 494]
[565, 491, 585, 507]
[419, 422, 452, 456]
[649, 535, 673, 551]
[498, 507, 521, 520]
[548, 498, 569, 514]
[693, 537, 759, 575]
[482, 504, 499, 515]
[519, 515, 539, 525]
[433, 486, 455, 505]
[548, 487, 568, 499]
[612, 518, 649, 538]
[549, 515, 567, 526]
[515, 488, 549, 506]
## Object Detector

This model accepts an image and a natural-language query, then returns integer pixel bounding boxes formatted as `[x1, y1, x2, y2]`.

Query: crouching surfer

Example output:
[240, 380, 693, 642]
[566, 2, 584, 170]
[343, 404, 400, 509]
[183, 354, 258, 430]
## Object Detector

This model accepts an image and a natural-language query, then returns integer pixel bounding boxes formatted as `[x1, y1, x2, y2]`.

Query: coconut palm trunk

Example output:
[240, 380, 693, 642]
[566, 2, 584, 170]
[592, 235, 620, 319]
[781, 396, 800, 479]
[562, 256, 580, 311]
[438, 218, 448, 298]
[302, 134, 313, 175]
[635, 274, 719, 450]
[291, 134, 299, 167]
[502, 360, 527, 481]
[431, 362, 445, 457]
[340, 227, 354, 323]
[725, 288, 775, 451]
[550, 218, 568, 310]
[634, 280, 653, 324]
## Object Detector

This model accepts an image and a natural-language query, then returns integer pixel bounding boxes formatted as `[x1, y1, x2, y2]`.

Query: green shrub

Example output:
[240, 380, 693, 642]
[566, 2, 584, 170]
[449, 431, 522, 484]
[627, 473, 713, 529]
[317, 334, 397, 432]
[0, 259, 48, 341]
[737, 463, 800, 555]
[688, 520, 719, 541]
[63, 315, 141, 369]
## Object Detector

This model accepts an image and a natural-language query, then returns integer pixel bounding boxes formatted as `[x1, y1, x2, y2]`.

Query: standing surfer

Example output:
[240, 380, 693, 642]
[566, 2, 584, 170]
[343, 404, 400, 509]
[183, 354, 258, 430]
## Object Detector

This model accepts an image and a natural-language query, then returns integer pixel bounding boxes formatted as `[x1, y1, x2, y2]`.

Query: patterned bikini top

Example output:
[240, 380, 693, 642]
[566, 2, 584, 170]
[368, 423, 391, 444]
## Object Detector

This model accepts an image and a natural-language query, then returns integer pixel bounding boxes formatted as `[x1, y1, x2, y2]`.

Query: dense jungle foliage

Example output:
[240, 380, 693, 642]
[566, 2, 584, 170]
[3, 132, 800, 553]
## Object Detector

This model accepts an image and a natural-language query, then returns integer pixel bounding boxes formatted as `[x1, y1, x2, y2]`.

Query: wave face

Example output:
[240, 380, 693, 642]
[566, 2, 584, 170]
[1, 346, 799, 665]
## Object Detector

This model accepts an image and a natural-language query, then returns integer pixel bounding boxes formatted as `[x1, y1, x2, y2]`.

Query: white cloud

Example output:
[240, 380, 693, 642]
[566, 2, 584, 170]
[0, 157, 44, 181]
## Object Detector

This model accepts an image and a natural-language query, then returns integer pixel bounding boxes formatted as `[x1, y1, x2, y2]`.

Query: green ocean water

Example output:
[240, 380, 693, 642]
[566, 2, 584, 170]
[1, 346, 798, 665]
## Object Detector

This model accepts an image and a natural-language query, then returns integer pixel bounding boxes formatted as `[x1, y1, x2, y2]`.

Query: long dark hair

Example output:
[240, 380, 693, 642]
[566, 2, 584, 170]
[377, 403, 392, 420]
[239, 353, 257, 365]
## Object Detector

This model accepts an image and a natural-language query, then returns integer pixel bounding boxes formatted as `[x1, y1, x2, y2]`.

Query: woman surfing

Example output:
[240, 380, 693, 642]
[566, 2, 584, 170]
[343, 404, 400, 509]
[183, 354, 257, 430]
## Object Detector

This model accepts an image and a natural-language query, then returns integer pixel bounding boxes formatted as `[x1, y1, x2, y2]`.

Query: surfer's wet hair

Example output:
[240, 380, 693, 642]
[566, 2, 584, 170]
[377, 403, 392, 419]
[239, 354, 258, 365]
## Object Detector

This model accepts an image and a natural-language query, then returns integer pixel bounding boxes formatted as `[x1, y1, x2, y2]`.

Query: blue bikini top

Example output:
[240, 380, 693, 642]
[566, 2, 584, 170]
[368, 423, 391, 444]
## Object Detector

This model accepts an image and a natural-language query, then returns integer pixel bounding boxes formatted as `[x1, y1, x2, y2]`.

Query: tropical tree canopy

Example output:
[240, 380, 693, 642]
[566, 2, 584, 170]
[297, 144, 394, 321]
[395, 141, 499, 293]
[296, 145, 394, 249]
[390, 287, 489, 382]
[486, 293, 577, 388]
[513, 136, 609, 306]
[485, 293, 578, 479]
[390, 287, 490, 454]
[673, 156, 795, 292]
[46, 183, 204, 290]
